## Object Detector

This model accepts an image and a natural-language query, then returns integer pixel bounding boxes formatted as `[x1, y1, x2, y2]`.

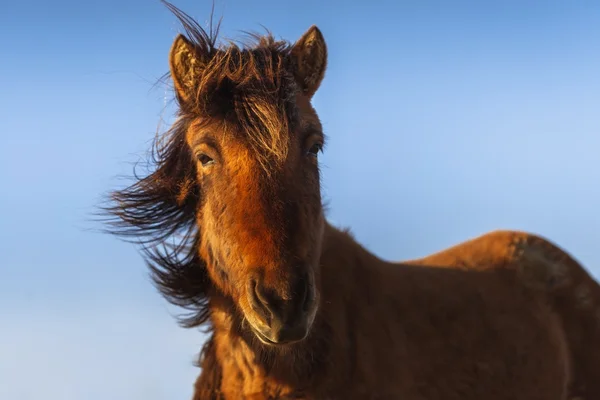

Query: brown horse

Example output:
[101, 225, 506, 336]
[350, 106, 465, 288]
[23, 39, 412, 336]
[104, 3, 600, 399]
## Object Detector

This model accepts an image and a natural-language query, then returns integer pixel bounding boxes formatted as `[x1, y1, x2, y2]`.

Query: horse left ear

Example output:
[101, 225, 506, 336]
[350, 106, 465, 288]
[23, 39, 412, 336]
[291, 25, 327, 98]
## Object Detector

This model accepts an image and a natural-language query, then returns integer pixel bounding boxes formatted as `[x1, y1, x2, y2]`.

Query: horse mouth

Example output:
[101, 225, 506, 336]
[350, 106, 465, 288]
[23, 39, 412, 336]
[252, 328, 280, 345]
[254, 327, 307, 346]
[244, 318, 309, 346]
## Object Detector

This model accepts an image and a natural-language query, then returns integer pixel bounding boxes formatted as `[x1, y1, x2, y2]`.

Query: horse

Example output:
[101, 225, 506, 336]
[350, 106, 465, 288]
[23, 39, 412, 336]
[103, 3, 600, 399]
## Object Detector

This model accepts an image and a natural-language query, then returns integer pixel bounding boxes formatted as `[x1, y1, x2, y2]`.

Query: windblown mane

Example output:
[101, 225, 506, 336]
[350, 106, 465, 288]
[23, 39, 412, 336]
[101, 1, 300, 328]
[166, 1, 298, 166]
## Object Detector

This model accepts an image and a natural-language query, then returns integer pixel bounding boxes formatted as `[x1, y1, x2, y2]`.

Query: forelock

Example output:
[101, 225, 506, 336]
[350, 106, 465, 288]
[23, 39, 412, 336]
[188, 38, 298, 168]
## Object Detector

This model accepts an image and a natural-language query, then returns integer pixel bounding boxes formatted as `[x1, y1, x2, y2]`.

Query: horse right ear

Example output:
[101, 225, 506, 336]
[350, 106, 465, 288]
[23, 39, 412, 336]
[290, 26, 328, 98]
[169, 34, 203, 104]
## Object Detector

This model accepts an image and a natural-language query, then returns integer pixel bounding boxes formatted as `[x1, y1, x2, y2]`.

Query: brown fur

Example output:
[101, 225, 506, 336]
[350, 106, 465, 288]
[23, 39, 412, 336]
[102, 2, 600, 399]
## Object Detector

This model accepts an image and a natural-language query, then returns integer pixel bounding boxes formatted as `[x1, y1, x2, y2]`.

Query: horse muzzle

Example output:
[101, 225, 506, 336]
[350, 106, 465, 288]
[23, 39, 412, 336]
[245, 271, 318, 345]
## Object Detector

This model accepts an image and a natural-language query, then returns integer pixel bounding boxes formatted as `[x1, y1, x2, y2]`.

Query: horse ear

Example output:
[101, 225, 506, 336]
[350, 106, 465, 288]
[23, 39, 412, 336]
[290, 25, 327, 98]
[169, 34, 203, 103]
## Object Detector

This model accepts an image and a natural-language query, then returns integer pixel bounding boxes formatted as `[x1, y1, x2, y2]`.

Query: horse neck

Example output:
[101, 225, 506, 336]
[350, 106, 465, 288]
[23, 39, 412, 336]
[205, 222, 376, 393]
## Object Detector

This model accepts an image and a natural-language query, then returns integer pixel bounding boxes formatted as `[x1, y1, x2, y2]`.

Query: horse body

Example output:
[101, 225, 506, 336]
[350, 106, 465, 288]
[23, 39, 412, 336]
[194, 225, 591, 399]
[104, 3, 600, 399]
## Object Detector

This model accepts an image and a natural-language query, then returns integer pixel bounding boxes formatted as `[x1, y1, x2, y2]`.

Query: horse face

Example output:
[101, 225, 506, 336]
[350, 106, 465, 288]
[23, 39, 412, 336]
[170, 25, 328, 345]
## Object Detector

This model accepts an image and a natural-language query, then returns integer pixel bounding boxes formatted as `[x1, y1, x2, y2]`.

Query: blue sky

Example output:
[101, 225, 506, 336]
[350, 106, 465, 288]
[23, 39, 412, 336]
[2, 1, 600, 398]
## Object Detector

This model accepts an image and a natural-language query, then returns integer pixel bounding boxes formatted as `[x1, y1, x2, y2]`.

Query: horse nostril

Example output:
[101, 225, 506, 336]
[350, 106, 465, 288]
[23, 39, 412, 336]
[247, 272, 314, 330]
[248, 279, 273, 324]
[301, 281, 313, 313]
[296, 273, 314, 313]
[254, 281, 270, 307]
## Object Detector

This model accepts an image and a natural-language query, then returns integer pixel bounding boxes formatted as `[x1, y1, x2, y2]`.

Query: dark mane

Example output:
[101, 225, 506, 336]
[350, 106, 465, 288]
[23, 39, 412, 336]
[102, 114, 209, 328]
[101, 1, 299, 328]
[165, 1, 298, 167]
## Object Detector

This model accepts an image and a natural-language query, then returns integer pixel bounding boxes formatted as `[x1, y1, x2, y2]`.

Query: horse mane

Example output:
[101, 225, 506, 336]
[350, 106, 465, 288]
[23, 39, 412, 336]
[193, 336, 224, 399]
[100, 1, 302, 329]
[164, 1, 298, 167]
[102, 114, 209, 328]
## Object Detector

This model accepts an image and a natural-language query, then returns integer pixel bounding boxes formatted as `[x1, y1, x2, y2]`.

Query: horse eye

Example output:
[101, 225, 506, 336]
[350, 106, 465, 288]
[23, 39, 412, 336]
[307, 143, 322, 157]
[197, 154, 214, 166]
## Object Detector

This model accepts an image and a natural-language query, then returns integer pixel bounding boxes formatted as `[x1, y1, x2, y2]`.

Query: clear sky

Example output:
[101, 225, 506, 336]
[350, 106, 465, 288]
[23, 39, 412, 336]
[2, 1, 600, 398]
